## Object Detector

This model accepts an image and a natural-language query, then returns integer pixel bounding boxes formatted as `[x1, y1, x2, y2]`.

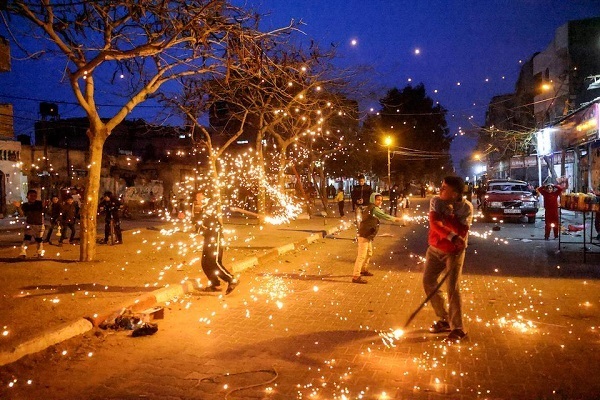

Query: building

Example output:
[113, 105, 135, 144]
[533, 17, 600, 126]
[0, 36, 28, 217]
[481, 17, 600, 190]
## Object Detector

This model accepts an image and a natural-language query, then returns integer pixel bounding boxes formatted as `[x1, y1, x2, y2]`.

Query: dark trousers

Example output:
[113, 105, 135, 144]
[201, 232, 234, 286]
[59, 222, 76, 243]
[104, 219, 122, 242]
[338, 201, 345, 217]
[45, 219, 60, 242]
[390, 200, 397, 216]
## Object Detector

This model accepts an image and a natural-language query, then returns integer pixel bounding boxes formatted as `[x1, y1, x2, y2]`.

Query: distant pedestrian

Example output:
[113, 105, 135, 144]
[335, 188, 345, 217]
[44, 195, 61, 245]
[148, 190, 157, 214]
[198, 191, 239, 294]
[71, 188, 82, 220]
[420, 184, 427, 198]
[59, 195, 77, 246]
[475, 185, 485, 210]
[423, 176, 473, 343]
[98, 191, 123, 244]
[536, 183, 563, 240]
[398, 193, 409, 220]
[13, 189, 45, 258]
[389, 184, 399, 216]
[351, 175, 372, 220]
[352, 192, 403, 284]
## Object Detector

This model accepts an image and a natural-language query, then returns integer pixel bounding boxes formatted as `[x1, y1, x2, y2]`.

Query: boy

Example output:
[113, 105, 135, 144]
[335, 188, 345, 217]
[98, 191, 123, 244]
[44, 195, 61, 245]
[14, 189, 45, 258]
[423, 176, 473, 343]
[199, 192, 239, 294]
[59, 195, 77, 245]
[536, 183, 563, 240]
[352, 192, 403, 284]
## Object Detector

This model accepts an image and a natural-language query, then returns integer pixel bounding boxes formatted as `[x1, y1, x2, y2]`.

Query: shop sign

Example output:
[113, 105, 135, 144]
[556, 103, 599, 148]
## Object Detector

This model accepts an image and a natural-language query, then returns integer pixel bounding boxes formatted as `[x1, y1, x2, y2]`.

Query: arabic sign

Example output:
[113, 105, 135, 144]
[123, 182, 164, 203]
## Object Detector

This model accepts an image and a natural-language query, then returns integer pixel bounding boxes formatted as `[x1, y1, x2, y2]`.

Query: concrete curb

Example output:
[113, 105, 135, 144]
[0, 223, 344, 367]
[0, 319, 93, 367]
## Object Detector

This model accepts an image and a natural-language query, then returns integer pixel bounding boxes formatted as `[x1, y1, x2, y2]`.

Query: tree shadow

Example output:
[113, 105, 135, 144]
[17, 283, 156, 297]
[0, 257, 79, 264]
[214, 329, 378, 366]
[257, 272, 353, 283]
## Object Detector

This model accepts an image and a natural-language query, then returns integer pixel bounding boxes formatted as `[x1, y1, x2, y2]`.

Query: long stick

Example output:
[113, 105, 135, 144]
[229, 206, 260, 218]
[403, 266, 453, 329]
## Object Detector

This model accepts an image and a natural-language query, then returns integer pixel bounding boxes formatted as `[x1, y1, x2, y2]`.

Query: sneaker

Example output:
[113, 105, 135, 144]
[203, 285, 222, 292]
[443, 329, 467, 343]
[429, 320, 451, 333]
[351, 277, 368, 284]
[19, 250, 27, 258]
[360, 271, 374, 277]
[226, 280, 239, 295]
[114, 240, 122, 245]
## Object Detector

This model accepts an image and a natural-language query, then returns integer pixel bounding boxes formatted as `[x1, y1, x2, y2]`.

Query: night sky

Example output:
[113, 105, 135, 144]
[1, 1, 599, 174]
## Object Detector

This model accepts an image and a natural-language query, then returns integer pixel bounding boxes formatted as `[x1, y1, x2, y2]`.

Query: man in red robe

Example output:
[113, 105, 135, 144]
[537, 184, 563, 240]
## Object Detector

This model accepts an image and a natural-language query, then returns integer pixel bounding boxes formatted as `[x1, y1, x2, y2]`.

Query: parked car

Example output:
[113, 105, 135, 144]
[481, 179, 539, 223]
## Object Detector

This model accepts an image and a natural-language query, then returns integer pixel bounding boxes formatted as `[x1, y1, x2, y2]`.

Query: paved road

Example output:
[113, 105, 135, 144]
[1, 197, 599, 399]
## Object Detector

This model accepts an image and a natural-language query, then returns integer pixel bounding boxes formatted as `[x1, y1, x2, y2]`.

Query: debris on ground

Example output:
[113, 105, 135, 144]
[99, 307, 163, 337]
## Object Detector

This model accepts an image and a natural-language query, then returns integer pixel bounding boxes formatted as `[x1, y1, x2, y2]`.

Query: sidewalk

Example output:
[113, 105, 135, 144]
[0, 213, 350, 365]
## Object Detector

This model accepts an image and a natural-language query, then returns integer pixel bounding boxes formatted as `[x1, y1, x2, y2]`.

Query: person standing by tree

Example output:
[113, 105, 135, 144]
[536, 183, 563, 240]
[389, 184, 399, 216]
[423, 176, 473, 343]
[335, 187, 345, 217]
[14, 189, 45, 258]
[44, 195, 62, 245]
[59, 195, 77, 246]
[352, 193, 403, 284]
[98, 191, 123, 244]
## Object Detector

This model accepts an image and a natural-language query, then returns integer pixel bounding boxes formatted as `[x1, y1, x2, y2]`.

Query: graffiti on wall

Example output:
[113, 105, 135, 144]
[122, 182, 163, 203]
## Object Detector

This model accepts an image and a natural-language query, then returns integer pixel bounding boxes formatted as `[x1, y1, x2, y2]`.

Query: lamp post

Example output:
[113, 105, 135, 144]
[384, 136, 392, 190]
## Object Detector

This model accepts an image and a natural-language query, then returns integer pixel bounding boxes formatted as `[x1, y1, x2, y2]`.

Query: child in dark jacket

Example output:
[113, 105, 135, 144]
[59, 195, 77, 245]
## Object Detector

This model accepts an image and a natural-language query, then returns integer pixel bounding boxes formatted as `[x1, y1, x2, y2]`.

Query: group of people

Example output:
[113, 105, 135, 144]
[13, 190, 81, 257]
[350, 175, 473, 344]
[13, 189, 125, 258]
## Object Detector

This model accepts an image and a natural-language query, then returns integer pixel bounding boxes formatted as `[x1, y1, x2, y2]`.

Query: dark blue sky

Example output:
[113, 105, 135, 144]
[247, 0, 600, 172]
[1, 1, 599, 174]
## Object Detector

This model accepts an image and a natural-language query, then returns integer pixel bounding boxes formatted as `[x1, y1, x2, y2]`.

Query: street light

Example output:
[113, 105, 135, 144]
[384, 136, 392, 189]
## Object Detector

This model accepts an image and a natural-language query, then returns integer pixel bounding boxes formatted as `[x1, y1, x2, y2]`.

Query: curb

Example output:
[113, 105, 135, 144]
[0, 223, 344, 367]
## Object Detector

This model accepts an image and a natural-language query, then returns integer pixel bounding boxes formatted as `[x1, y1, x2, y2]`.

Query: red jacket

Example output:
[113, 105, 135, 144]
[428, 196, 472, 254]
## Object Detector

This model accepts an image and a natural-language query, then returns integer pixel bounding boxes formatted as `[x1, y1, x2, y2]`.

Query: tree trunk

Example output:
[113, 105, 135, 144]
[255, 136, 266, 224]
[79, 133, 105, 261]
[277, 146, 288, 192]
[317, 166, 333, 217]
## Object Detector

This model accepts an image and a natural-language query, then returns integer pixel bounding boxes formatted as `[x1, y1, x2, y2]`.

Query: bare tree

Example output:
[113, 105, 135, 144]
[207, 43, 355, 218]
[2, 0, 281, 260]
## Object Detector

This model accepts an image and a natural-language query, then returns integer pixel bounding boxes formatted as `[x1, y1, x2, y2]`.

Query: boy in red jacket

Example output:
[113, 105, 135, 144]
[423, 176, 473, 343]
